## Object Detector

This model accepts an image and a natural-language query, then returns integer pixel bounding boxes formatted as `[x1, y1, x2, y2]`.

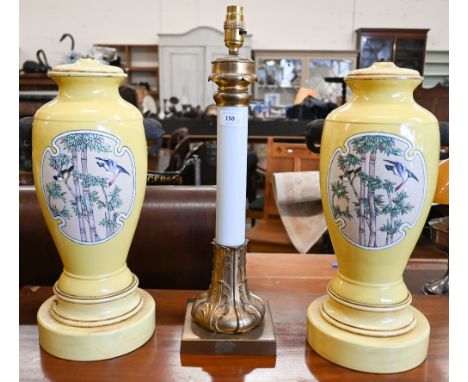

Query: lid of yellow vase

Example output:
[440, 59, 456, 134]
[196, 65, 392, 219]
[48, 58, 126, 78]
[346, 61, 422, 80]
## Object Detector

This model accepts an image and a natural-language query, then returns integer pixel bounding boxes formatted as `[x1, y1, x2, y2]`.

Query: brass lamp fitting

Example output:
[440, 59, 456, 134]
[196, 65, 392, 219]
[224, 5, 247, 55]
[209, 5, 256, 107]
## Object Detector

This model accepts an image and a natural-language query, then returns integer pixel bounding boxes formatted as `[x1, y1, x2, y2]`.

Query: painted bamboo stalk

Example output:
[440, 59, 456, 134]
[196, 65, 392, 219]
[359, 152, 367, 246]
[71, 150, 87, 242]
[80, 148, 100, 242]
[100, 184, 112, 238]
[368, 151, 377, 247]
[385, 188, 394, 245]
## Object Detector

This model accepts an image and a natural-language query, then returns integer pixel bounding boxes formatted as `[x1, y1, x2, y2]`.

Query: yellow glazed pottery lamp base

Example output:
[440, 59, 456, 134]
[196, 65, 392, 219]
[307, 295, 429, 373]
[37, 283, 155, 361]
[306, 61, 439, 373]
[31, 58, 156, 361]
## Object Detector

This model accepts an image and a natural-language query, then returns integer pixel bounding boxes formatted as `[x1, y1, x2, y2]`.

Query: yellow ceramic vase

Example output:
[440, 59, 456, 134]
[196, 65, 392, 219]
[32, 58, 155, 361]
[306, 62, 439, 373]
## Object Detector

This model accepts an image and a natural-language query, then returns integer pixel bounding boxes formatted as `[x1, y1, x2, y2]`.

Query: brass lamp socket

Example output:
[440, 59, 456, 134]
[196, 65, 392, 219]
[209, 6, 256, 107]
[224, 5, 246, 55]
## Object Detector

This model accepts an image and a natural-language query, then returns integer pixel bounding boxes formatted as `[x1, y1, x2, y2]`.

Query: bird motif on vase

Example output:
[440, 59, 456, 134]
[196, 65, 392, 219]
[96, 157, 130, 186]
[384, 160, 418, 191]
[339, 167, 361, 183]
[53, 165, 74, 183]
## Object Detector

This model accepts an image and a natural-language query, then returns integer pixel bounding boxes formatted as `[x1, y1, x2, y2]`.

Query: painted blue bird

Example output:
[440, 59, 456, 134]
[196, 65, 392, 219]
[96, 157, 130, 186]
[384, 160, 418, 191]
[53, 165, 74, 183]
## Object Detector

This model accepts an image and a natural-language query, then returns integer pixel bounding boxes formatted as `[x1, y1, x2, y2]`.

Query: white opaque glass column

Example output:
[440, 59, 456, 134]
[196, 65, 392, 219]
[215, 106, 248, 246]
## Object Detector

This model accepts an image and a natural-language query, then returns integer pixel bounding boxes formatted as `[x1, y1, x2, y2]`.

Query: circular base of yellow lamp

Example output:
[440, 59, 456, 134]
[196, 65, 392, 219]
[306, 295, 430, 373]
[37, 288, 155, 361]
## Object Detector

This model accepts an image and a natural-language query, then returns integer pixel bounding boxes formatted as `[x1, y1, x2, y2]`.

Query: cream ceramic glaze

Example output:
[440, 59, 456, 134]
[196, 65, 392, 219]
[32, 58, 155, 361]
[307, 62, 439, 373]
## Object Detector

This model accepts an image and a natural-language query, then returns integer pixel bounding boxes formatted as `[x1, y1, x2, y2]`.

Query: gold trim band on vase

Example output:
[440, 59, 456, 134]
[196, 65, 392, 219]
[49, 295, 143, 328]
[320, 296, 417, 337]
[327, 284, 412, 311]
[50, 275, 143, 327]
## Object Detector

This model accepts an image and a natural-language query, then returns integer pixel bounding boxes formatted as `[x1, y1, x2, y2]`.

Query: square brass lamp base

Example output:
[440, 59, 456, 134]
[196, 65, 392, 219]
[181, 299, 277, 355]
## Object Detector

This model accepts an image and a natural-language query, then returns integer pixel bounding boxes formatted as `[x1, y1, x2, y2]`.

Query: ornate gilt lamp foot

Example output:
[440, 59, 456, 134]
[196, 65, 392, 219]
[181, 241, 275, 355]
[192, 241, 265, 333]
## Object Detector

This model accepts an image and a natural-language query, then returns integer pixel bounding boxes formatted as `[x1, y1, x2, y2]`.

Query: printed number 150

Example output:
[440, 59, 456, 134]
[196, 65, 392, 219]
[225, 115, 236, 122]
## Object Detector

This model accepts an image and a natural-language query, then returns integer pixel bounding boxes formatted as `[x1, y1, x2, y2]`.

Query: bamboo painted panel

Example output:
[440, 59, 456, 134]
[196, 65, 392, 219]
[41, 130, 136, 244]
[327, 133, 426, 249]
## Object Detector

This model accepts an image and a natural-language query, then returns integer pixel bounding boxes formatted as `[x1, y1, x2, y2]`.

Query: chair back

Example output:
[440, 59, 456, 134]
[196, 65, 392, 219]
[167, 127, 189, 150]
[185, 141, 218, 185]
[167, 135, 191, 171]
[414, 83, 449, 122]
[119, 85, 138, 107]
[147, 155, 201, 185]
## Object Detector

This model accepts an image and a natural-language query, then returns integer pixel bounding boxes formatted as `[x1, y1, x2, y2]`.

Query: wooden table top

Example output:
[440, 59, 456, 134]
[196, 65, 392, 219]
[19, 253, 448, 381]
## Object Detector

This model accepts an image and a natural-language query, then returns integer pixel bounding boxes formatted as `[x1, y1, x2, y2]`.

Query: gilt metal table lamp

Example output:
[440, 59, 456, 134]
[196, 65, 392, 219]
[181, 6, 276, 355]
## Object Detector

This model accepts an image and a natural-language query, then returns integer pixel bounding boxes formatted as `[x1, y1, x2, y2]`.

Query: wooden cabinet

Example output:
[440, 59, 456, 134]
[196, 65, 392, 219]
[93, 43, 159, 97]
[356, 28, 429, 74]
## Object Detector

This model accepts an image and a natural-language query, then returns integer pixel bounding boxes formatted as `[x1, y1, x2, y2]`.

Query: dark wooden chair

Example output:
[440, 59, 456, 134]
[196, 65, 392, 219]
[167, 127, 189, 150]
[147, 155, 201, 185]
[167, 135, 191, 171]
[183, 141, 218, 185]
[119, 85, 138, 107]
